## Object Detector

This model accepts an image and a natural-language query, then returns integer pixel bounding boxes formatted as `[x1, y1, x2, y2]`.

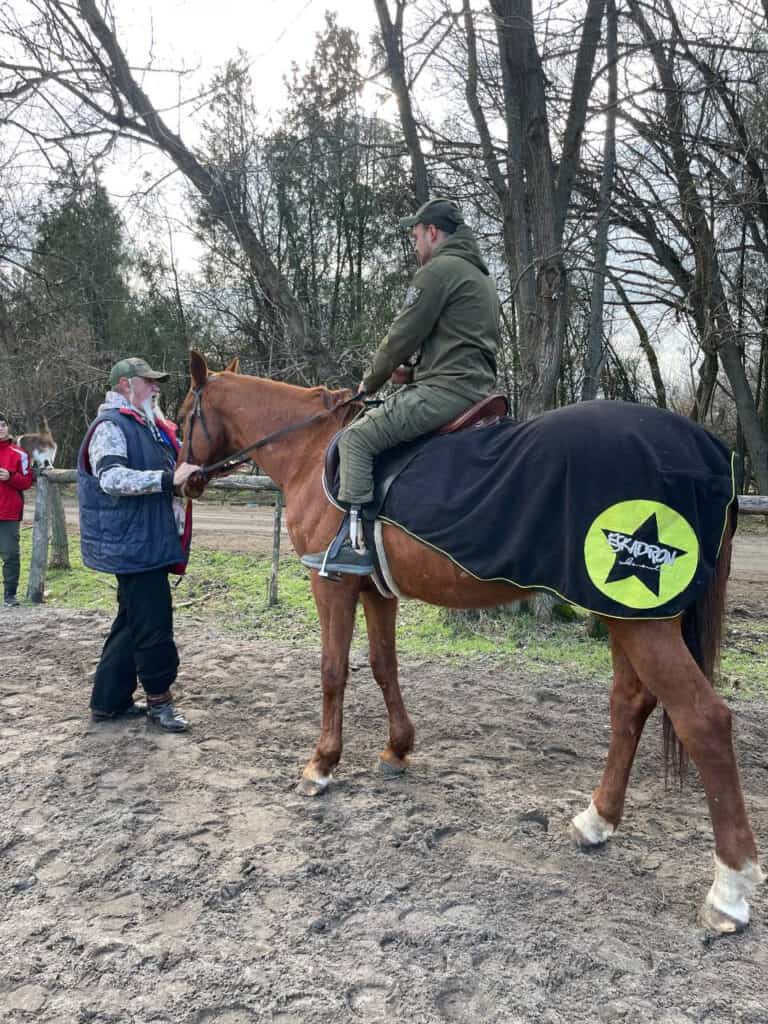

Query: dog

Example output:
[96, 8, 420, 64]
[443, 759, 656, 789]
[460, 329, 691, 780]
[16, 417, 57, 469]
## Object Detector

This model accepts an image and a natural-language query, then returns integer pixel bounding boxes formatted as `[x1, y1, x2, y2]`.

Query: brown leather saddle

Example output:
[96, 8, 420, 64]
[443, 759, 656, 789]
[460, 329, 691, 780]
[434, 393, 509, 435]
[323, 393, 509, 502]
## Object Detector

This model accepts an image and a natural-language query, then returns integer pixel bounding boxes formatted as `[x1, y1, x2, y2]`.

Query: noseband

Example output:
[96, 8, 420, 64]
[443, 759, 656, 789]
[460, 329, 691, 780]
[184, 380, 362, 483]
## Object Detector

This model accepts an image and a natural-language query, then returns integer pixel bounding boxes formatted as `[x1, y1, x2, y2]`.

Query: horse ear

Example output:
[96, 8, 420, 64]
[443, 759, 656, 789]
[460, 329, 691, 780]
[190, 350, 209, 389]
[224, 356, 240, 374]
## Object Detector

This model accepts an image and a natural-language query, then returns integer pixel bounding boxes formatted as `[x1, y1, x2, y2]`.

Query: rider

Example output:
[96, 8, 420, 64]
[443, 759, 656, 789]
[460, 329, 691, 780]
[302, 197, 500, 576]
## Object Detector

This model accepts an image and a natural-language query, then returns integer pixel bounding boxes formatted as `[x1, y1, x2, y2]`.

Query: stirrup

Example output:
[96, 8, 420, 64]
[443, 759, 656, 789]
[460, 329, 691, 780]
[316, 506, 367, 578]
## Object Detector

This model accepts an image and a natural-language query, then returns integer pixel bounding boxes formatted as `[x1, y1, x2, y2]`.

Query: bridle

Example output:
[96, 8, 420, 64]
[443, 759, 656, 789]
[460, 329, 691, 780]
[184, 380, 363, 483]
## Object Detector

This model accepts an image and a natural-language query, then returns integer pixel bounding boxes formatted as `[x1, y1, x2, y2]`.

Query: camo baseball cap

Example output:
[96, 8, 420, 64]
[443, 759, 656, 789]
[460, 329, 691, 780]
[399, 197, 465, 232]
[109, 357, 170, 388]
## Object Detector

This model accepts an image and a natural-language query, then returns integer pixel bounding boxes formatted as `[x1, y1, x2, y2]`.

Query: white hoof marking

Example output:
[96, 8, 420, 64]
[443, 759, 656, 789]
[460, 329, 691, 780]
[705, 856, 765, 927]
[572, 799, 615, 846]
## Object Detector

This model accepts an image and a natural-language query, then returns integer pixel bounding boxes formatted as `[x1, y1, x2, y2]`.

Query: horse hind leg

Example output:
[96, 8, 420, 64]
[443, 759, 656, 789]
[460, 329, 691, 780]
[360, 587, 414, 776]
[610, 617, 764, 933]
[572, 632, 657, 847]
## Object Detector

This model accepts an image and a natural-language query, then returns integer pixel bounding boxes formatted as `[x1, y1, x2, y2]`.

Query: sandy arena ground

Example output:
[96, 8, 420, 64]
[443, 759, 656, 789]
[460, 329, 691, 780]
[1, 516, 767, 1023]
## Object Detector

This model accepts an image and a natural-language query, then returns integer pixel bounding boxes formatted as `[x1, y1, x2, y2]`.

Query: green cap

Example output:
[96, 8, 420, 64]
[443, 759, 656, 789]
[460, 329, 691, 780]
[399, 197, 464, 232]
[109, 357, 170, 388]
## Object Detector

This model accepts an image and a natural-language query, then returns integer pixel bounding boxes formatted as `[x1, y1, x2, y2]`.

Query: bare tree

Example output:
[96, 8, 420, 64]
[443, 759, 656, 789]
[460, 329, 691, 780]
[0, 0, 338, 378]
[624, 0, 768, 490]
[373, 0, 606, 416]
[582, 0, 617, 401]
[373, 0, 431, 202]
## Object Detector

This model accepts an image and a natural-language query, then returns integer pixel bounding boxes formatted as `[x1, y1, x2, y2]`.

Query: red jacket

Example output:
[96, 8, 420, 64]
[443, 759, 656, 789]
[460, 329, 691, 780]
[0, 438, 34, 521]
[0, 438, 33, 520]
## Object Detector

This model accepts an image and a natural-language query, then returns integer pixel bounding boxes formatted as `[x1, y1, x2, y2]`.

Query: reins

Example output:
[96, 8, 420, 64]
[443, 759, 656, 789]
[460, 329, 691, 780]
[186, 383, 363, 482]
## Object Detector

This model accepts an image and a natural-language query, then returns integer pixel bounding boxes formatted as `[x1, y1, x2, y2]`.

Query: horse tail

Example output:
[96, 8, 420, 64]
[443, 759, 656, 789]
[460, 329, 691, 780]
[664, 504, 734, 783]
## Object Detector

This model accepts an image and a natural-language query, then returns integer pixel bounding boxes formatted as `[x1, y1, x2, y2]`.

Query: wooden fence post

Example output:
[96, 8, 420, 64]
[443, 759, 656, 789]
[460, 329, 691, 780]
[268, 492, 283, 607]
[27, 472, 52, 603]
[48, 481, 71, 569]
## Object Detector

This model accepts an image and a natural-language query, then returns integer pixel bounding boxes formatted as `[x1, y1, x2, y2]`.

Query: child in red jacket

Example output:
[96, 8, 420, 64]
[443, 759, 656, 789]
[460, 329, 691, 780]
[0, 412, 34, 607]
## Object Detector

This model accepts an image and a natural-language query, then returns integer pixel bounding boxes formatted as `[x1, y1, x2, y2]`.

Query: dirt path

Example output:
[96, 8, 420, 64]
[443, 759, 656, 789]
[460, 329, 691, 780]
[1, 600, 767, 1023]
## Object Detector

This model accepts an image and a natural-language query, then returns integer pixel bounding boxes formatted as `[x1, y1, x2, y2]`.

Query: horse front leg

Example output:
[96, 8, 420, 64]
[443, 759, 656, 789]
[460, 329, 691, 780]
[360, 587, 414, 776]
[297, 575, 360, 797]
[572, 631, 657, 847]
[611, 618, 764, 933]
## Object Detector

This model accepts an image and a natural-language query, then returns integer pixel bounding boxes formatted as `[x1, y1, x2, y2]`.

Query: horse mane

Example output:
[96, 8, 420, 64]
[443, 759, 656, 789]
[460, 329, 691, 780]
[321, 386, 362, 426]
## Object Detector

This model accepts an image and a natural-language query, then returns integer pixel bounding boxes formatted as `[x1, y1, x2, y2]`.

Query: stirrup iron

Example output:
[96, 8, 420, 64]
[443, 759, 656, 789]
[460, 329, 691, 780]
[317, 513, 351, 579]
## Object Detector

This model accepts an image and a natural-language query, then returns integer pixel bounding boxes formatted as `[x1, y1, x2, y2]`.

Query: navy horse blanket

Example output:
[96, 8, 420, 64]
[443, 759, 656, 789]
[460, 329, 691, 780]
[356, 400, 735, 619]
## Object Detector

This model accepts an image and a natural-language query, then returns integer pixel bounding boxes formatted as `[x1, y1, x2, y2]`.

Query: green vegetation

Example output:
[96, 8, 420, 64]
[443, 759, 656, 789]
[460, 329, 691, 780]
[18, 530, 768, 692]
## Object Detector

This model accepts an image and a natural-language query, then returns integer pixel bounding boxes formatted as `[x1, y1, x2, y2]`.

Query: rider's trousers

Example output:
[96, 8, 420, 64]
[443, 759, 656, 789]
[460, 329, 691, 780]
[338, 384, 474, 506]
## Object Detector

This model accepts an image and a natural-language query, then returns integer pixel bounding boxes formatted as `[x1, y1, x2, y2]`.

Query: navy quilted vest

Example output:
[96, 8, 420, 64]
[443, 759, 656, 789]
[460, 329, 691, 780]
[77, 410, 184, 574]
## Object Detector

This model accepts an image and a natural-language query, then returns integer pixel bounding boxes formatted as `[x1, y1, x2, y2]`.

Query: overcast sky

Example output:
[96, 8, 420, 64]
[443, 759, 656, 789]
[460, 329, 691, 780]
[97, 2, 386, 264]
[115, 0, 382, 120]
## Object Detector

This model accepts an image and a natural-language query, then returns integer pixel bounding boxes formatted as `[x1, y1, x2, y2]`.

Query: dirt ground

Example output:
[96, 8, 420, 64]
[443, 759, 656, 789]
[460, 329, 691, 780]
[2, 518, 768, 1023]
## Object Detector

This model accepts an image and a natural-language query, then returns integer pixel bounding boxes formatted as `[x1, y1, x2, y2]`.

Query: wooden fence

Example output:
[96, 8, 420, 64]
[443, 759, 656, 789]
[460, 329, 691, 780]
[24, 468, 768, 606]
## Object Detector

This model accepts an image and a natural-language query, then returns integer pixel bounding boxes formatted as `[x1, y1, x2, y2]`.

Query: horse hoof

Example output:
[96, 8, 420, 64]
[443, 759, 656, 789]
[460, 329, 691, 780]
[570, 822, 603, 849]
[296, 773, 331, 798]
[571, 800, 614, 848]
[379, 755, 407, 778]
[699, 901, 747, 935]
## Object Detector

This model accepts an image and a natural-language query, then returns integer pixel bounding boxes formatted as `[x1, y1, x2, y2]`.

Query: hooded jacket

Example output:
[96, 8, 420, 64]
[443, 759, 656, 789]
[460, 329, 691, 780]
[363, 225, 500, 398]
[0, 438, 33, 521]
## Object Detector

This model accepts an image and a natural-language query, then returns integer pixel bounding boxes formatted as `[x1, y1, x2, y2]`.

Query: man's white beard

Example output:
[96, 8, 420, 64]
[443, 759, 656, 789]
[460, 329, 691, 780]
[141, 396, 165, 426]
[126, 383, 163, 426]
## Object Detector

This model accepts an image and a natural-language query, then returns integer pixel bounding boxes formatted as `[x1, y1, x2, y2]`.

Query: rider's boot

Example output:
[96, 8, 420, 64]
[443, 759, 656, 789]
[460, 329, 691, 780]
[301, 506, 373, 577]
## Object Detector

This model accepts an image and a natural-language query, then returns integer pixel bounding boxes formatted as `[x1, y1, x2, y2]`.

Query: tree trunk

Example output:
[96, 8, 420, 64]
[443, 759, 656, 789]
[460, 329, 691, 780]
[610, 274, 667, 408]
[582, 0, 617, 402]
[628, 0, 768, 492]
[372, 0, 430, 203]
[77, 0, 336, 380]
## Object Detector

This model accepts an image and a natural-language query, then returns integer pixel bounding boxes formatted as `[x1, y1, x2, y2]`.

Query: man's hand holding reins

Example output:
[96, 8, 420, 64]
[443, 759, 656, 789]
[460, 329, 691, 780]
[173, 461, 201, 497]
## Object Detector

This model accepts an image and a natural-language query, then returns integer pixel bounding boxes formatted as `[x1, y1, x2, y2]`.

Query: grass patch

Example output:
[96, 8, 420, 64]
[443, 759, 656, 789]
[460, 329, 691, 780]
[17, 530, 767, 692]
[720, 618, 768, 697]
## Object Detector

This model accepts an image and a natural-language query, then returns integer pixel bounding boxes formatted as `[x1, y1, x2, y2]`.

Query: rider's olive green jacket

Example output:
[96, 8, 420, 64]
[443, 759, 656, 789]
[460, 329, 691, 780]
[362, 225, 500, 399]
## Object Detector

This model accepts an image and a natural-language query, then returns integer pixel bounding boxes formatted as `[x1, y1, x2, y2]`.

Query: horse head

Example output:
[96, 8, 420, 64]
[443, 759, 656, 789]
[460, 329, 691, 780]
[178, 350, 241, 497]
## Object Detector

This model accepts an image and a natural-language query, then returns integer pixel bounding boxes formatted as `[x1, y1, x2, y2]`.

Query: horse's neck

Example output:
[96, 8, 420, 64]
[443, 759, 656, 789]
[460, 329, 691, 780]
[227, 380, 337, 499]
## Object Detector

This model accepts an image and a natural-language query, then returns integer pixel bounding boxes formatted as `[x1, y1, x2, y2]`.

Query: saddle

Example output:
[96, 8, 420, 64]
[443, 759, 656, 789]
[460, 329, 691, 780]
[323, 393, 509, 494]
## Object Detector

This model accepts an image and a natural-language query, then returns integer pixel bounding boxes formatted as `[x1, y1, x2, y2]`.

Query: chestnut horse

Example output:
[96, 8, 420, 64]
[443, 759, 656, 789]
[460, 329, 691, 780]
[178, 351, 763, 933]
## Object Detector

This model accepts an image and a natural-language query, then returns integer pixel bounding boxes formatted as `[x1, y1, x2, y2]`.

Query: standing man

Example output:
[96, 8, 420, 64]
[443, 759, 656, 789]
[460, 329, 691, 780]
[0, 412, 34, 607]
[78, 358, 198, 732]
[302, 197, 500, 575]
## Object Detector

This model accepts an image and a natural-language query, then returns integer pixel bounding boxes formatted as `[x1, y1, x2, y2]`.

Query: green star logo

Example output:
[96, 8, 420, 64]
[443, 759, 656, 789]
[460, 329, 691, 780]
[584, 500, 699, 609]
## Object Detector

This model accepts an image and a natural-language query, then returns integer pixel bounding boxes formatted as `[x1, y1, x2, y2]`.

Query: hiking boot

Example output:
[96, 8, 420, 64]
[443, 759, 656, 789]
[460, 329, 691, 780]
[301, 539, 373, 576]
[3, 596, 19, 608]
[147, 701, 189, 732]
[91, 701, 147, 722]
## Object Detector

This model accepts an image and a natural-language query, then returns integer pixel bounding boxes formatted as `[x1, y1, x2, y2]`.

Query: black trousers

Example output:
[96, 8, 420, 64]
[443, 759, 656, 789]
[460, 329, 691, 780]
[90, 568, 180, 714]
[0, 520, 21, 599]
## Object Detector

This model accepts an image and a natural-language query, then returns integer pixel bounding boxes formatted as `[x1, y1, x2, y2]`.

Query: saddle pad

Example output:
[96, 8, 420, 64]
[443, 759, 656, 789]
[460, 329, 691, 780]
[375, 400, 736, 619]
